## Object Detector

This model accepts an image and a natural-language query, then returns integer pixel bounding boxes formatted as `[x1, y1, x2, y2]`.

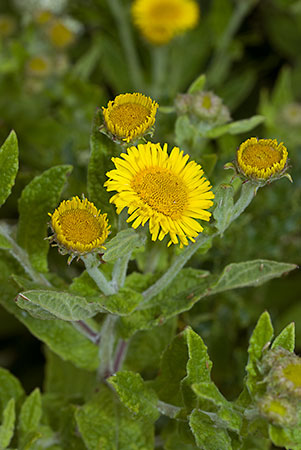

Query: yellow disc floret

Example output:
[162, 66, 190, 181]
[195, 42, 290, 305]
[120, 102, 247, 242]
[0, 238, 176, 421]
[237, 138, 288, 181]
[49, 196, 110, 256]
[102, 93, 158, 143]
[105, 142, 214, 248]
[131, 0, 200, 45]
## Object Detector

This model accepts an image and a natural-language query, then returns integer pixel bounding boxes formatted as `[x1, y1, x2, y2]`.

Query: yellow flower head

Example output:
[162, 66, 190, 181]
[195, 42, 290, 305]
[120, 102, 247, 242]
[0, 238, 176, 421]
[236, 137, 288, 181]
[258, 396, 296, 426]
[47, 20, 75, 48]
[105, 142, 214, 248]
[102, 93, 158, 144]
[49, 196, 110, 259]
[131, 0, 200, 45]
[0, 14, 16, 37]
[27, 56, 51, 78]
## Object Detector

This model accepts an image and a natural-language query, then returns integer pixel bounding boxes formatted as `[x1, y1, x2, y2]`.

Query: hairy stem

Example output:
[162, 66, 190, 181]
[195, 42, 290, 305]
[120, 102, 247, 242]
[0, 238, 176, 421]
[82, 254, 115, 296]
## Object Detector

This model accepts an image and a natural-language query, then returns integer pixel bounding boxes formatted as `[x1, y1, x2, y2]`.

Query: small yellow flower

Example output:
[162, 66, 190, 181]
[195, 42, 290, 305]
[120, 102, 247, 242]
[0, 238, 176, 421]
[27, 56, 51, 77]
[0, 14, 16, 37]
[47, 20, 75, 48]
[236, 137, 288, 181]
[258, 396, 296, 426]
[102, 93, 158, 144]
[105, 142, 214, 248]
[34, 9, 53, 25]
[281, 361, 301, 393]
[131, 0, 200, 45]
[49, 196, 110, 259]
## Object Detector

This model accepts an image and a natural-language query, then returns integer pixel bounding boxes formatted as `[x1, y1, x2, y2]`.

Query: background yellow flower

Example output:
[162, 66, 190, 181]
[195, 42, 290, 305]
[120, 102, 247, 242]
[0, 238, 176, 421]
[131, 0, 200, 45]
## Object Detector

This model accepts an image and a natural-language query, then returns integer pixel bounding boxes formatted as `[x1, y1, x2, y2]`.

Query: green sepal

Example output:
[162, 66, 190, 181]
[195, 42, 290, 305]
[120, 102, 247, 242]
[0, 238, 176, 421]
[103, 229, 146, 263]
[188, 74, 206, 93]
[0, 130, 19, 208]
[17, 165, 72, 273]
[108, 371, 160, 422]
[271, 322, 295, 352]
[246, 311, 274, 395]
[0, 399, 15, 449]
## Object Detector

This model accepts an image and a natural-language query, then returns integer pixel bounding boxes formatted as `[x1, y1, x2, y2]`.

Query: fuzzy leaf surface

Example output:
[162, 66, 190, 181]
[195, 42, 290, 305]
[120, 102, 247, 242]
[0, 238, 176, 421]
[213, 184, 234, 234]
[0, 398, 15, 449]
[18, 388, 42, 448]
[16, 290, 105, 321]
[0, 131, 19, 208]
[75, 385, 154, 450]
[17, 165, 72, 273]
[210, 260, 297, 294]
[271, 322, 295, 352]
[189, 409, 232, 450]
[103, 229, 146, 263]
[246, 311, 274, 395]
[108, 371, 159, 421]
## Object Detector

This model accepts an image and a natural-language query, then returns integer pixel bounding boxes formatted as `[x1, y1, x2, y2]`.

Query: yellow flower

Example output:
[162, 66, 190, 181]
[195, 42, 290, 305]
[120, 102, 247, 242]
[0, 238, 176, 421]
[105, 142, 214, 248]
[131, 0, 200, 45]
[258, 396, 296, 426]
[236, 137, 288, 181]
[47, 20, 75, 48]
[102, 93, 158, 144]
[49, 196, 110, 259]
[27, 56, 51, 77]
[0, 14, 16, 37]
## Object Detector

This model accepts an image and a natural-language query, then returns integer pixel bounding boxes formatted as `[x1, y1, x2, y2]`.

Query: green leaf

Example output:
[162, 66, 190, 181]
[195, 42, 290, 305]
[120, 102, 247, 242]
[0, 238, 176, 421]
[213, 184, 234, 234]
[0, 398, 15, 449]
[175, 115, 196, 147]
[0, 130, 19, 208]
[0, 368, 24, 416]
[108, 371, 159, 421]
[44, 349, 97, 400]
[271, 322, 295, 352]
[103, 287, 143, 315]
[18, 388, 42, 448]
[181, 327, 213, 410]
[189, 409, 232, 450]
[188, 74, 206, 93]
[192, 383, 242, 432]
[103, 229, 146, 263]
[210, 260, 297, 294]
[1, 296, 98, 371]
[87, 113, 118, 231]
[17, 165, 72, 273]
[227, 115, 265, 135]
[16, 290, 106, 321]
[75, 385, 154, 450]
[246, 311, 274, 394]
[206, 115, 265, 138]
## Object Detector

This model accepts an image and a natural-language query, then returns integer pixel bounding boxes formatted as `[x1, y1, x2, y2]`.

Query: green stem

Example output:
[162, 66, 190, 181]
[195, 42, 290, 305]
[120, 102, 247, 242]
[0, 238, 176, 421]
[231, 181, 257, 223]
[207, 0, 259, 86]
[140, 233, 215, 307]
[97, 315, 118, 380]
[107, 0, 144, 90]
[72, 320, 100, 344]
[82, 254, 115, 296]
[111, 253, 132, 291]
